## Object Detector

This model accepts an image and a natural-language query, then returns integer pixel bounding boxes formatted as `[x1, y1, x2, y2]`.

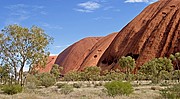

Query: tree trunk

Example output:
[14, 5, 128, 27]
[18, 67, 24, 86]
[14, 67, 17, 84]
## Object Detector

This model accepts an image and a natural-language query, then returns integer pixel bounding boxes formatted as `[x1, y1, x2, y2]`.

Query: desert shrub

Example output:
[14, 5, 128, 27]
[160, 83, 180, 99]
[60, 84, 73, 95]
[82, 66, 101, 81]
[139, 57, 173, 84]
[50, 64, 62, 80]
[2, 84, 22, 95]
[172, 70, 180, 82]
[63, 71, 82, 81]
[104, 81, 133, 97]
[118, 56, 136, 81]
[101, 71, 125, 81]
[25, 74, 41, 89]
[35, 73, 56, 87]
[56, 83, 68, 88]
[72, 83, 82, 88]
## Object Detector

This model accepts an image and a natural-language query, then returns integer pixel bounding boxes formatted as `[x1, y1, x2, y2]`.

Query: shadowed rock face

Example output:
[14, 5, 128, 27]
[55, 37, 102, 74]
[98, 0, 180, 70]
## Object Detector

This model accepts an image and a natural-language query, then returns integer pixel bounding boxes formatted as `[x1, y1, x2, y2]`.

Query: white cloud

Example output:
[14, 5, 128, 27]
[50, 54, 59, 56]
[42, 23, 63, 30]
[5, 4, 47, 25]
[75, 1, 101, 13]
[78, 1, 100, 10]
[93, 16, 112, 20]
[54, 44, 70, 48]
[74, 8, 93, 13]
[124, 0, 158, 3]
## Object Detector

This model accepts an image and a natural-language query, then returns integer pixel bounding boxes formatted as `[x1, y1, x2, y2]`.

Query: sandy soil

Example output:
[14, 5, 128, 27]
[0, 81, 164, 99]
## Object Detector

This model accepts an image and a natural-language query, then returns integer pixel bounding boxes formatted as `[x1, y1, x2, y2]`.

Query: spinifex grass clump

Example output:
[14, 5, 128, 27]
[2, 84, 22, 95]
[104, 81, 133, 97]
[160, 83, 180, 99]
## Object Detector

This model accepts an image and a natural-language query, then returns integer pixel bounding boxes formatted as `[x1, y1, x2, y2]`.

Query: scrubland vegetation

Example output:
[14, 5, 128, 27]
[0, 25, 180, 99]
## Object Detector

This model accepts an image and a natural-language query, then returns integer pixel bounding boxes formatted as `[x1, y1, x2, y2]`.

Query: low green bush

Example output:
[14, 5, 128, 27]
[26, 74, 41, 89]
[60, 84, 73, 95]
[2, 84, 22, 95]
[104, 81, 133, 97]
[35, 73, 56, 88]
[160, 83, 180, 99]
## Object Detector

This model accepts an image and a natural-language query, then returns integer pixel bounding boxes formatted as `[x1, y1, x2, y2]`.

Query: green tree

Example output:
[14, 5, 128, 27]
[50, 64, 62, 80]
[63, 71, 82, 81]
[82, 66, 101, 81]
[172, 70, 180, 82]
[140, 57, 173, 83]
[0, 25, 53, 85]
[118, 56, 135, 81]
[0, 64, 11, 84]
[170, 52, 180, 70]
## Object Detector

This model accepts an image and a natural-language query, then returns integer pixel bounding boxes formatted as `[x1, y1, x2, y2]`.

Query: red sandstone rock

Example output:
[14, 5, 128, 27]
[78, 33, 118, 71]
[98, 0, 180, 71]
[55, 37, 102, 74]
[36, 56, 57, 73]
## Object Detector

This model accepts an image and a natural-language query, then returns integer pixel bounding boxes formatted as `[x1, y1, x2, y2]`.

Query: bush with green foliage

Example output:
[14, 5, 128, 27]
[101, 70, 125, 81]
[2, 84, 22, 95]
[170, 52, 180, 70]
[160, 83, 180, 99]
[139, 57, 173, 83]
[63, 66, 101, 81]
[63, 71, 82, 81]
[60, 84, 74, 95]
[81, 66, 101, 81]
[104, 81, 133, 97]
[118, 56, 136, 81]
[50, 64, 62, 80]
[35, 73, 56, 87]
[25, 74, 41, 89]
[172, 70, 180, 82]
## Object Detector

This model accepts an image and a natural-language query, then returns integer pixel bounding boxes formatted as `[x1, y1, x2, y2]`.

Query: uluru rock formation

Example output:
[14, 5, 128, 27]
[54, 0, 180, 74]
[55, 37, 102, 74]
[98, 0, 180, 71]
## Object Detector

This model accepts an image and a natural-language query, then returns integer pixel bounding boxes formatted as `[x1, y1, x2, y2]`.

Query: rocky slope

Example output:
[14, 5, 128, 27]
[98, 0, 180, 71]
[55, 37, 102, 74]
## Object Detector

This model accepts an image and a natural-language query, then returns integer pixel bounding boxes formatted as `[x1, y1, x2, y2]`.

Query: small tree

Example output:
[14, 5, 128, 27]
[140, 57, 173, 83]
[170, 52, 180, 70]
[82, 66, 101, 81]
[0, 25, 53, 85]
[35, 73, 56, 87]
[172, 70, 180, 82]
[0, 64, 11, 84]
[118, 56, 135, 81]
[63, 71, 82, 81]
[50, 64, 62, 80]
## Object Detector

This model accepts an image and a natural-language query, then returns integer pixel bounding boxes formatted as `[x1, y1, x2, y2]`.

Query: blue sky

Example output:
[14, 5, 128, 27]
[0, 0, 158, 55]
